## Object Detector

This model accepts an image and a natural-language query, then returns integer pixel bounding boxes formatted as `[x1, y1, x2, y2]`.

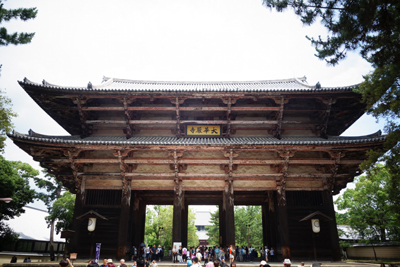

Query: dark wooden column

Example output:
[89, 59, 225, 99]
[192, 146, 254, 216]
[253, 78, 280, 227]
[277, 151, 292, 260]
[277, 202, 290, 260]
[268, 192, 277, 249]
[172, 192, 183, 243]
[70, 190, 84, 254]
[223, 190, 235, 247]
[262, 204, 269, 248]
[118, 178, 131, 260]
[172, 149, 184, 244]
[132, 192, 146, 249]
[323, 190, 341, 261]
[181, 203, 188, 247]
[219, 204, 226, 247]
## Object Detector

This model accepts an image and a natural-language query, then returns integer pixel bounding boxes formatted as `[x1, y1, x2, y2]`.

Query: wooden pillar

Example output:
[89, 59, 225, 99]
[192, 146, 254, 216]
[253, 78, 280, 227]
[70, 191, 84, 254]
[323, 190, 341, 261]
[223, 190, 235, 247]
[219, 204, 226, 247]
[181, 203, 188, 248]
[277, 190, 290, 260]
[118, 179, 131, 260]
[262, 204, 269, 248]
[277, 151, 292, 260]
[268, 192, 277, 250]
[132, 192, 146, 249]
[172, 191, 184, 243]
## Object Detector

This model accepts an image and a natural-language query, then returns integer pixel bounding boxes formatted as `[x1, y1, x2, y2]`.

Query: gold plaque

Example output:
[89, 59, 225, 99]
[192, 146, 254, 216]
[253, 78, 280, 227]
[186, 125, 222, 136]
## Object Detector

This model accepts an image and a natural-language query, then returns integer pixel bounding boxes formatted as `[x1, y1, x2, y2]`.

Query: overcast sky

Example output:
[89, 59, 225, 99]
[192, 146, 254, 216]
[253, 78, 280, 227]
[1, 0, 385, 210]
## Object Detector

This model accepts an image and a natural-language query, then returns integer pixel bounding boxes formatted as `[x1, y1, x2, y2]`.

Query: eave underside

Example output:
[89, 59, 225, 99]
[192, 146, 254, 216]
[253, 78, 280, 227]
[10, 135, 385, 195]
[20, 83, 366, 138]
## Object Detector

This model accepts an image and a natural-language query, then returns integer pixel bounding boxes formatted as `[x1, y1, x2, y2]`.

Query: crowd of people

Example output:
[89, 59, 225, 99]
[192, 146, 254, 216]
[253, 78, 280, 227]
[170, 245, 276, 264]
[53, 243, 279, 267]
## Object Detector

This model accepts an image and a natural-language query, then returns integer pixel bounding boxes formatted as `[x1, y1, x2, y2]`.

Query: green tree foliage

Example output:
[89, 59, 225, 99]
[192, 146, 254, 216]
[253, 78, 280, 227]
[0, 1, 37, 46]
[335, 165, 400, 242]
[0, 221, 19, 251]
[235, 206, 263, 249]
[45, 191, 75, 234]
[144, 206, 198, 250]
[0, 89, 16, 152]
[34, 169, 63, 261]
[34, 169, 63, 207]
[206, 206, 263, 248]
[0, 156, 38, 250]
[205, 209, 220, 247]
[263, 0, 400, 226]
[0, 155, 37, 221]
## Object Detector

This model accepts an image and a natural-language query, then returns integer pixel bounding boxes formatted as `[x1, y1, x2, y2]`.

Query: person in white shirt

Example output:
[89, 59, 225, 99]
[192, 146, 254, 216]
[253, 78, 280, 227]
[196, 251, 203, 263]
[264, 247, 269, 262]
[192, 257, 201, 267]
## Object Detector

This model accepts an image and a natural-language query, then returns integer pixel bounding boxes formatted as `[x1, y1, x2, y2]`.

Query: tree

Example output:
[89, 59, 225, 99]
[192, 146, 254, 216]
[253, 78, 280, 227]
[0, 1, 37, 46]
[0, 156, 38, 250]
[0, 221, 19, 251]
[234, 206, 263, 249]
[206, 206, 263, 248]
[263, 0, 400, 225]
[34, 169, 63, 261]
[45, 191, 75, 234]
[0, 156, 36, 221]
[0, 89, 16, 152]
[144, 205, 198, 250]
[335, 164, 400, 242]
[205, 208, 220, 247]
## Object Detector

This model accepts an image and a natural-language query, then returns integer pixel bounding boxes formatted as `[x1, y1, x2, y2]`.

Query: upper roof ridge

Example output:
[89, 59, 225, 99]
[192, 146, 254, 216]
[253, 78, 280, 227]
[104, 76, 307, 85]
[19, 76, 358, 92]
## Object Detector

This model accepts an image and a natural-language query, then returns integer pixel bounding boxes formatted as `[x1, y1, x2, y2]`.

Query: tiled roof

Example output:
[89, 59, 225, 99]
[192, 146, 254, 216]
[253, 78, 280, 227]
[19, 76, 357, 93]
[9, 130, 385, 146]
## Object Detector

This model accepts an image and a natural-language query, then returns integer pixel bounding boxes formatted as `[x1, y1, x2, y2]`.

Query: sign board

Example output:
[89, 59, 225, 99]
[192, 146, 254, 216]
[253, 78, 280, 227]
[185, 125, 222, 137]
[70, 253, 77, 260]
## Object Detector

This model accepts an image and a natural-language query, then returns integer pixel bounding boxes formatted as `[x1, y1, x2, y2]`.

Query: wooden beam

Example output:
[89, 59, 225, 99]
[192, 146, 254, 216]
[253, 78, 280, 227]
[49, 158, 363, 165]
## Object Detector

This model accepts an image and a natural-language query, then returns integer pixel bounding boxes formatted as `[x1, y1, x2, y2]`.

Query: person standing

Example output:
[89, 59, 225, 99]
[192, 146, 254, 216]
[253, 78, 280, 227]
[269, 248, 275, 262]
[192, 257, 201, 267]
[100, 259, 108, 267]
[151, 245, 157, 262]
[229, 245, 234, 264]
[146, 246, 151, 261]
[106, 259, 116, 267]
[196, 250, 203, 263]
[183, 246, 188, 263]
[118, 259, 128, 267]
[220, 257, 227, 267]
[264, 247, 269, 262]
[172, 245, 178, 263]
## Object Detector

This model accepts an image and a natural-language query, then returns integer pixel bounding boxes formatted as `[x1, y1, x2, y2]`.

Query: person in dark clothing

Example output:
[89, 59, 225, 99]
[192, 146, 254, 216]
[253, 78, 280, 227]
[152, 245, 157, 261]
[87, 259, 99, 267]
[220, 257, 227, 267]
[10, 256, 17, 263]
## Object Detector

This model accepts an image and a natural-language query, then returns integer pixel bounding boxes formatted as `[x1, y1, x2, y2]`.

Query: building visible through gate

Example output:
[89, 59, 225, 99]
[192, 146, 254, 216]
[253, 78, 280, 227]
[9, 76, 386, 261]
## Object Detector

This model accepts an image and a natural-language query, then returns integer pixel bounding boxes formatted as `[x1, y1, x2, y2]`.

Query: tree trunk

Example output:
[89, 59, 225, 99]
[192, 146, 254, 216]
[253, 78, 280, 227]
[50, 221, 55, 261]
[380, 228, 386, 241]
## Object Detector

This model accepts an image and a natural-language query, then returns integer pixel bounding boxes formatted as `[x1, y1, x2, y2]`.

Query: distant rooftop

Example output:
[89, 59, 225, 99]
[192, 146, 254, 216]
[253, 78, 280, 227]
[6, 206, 63, 242]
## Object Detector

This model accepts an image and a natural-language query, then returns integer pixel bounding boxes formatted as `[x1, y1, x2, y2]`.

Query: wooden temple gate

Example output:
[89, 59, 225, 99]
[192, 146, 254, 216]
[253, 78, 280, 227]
[9, 76, 385, 261]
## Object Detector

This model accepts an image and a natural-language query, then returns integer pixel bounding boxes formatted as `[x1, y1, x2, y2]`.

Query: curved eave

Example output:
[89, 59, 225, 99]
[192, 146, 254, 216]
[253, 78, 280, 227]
[8, 131, 386, 147]
[18, 77, 358, 93]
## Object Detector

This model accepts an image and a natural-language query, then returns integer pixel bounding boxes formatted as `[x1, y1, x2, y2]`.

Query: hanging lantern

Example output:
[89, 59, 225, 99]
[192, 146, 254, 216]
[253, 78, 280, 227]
[88, 217, 97, 232]
[311, 219, 320, 233]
